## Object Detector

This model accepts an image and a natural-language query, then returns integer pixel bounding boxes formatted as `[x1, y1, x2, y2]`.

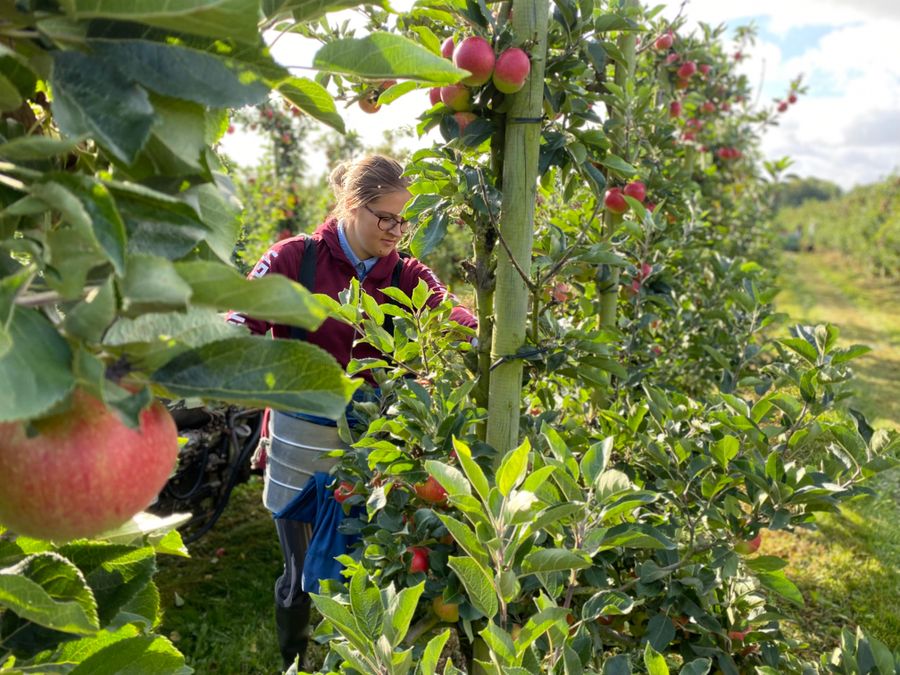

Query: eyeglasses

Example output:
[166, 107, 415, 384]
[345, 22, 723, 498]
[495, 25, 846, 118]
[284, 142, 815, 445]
[363, 203, 410, 234]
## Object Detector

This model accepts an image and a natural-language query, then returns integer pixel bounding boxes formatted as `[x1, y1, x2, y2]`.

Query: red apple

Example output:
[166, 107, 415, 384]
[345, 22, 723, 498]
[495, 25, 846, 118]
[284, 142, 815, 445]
[677, 61, 697, 79]
[453, 111, 478, 135]
[734, 533, 762, 555]
[453, 36, 495, 86]
[623, 181, 647, 203]
[788, 93, 798, 104]
[441, 37, 455, 59]
[408, 546, 430, 573]
[665, 53, 680, 65]
[604, 187, 628, 214]
[414, 475, 448, 503]
[551, 282, 570, 302]
[654, 31, 674, 50]
[0, 388, 179, 540]
[728, 629, 751, 642]
[777, 101, 788, 113]
[432, 595, 460, 622]
[440, 84, 472, 111]
[699, 63, 711, 76]
[359, 90, 381, 114]
[492, 47, 530, 94]
[333, 481, 355, 503]
[429, 87, 442, 106]
[669, 100, 682, 117]
[701, 101, 716, 114]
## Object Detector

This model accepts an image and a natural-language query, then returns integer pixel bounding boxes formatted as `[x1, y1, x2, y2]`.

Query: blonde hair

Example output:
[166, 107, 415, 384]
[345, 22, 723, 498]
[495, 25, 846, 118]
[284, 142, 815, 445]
[328, 155, 411, 221]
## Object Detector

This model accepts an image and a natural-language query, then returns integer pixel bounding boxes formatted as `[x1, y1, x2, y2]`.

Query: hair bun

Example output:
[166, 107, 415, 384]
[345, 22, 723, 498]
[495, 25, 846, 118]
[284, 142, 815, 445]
[329, 162, 350, 196]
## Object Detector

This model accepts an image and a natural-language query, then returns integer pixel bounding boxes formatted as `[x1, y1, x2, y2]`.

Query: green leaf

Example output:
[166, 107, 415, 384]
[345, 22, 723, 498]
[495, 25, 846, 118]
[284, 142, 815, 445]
[120, 254, 193, 313]
[582, 590, 633, 620]
[643, 642, 669, 675]
[447, 556, 497, 619]
[152, 336, 358, 418]
[0, 135, 85, 161]
[45, 224, 107, 300]
[496, 437, 530, 497]
[139, 94, 207, 174]
[313, 32, 469, 83]
[183, 180, 242, 263]
[103, 307, 241, 371]
[266, 0, 384, 23]
[0, 307, 75, 423]
[175, 260, 329, 330]
[90, 40, 269, 108]
[452, 438, 490, 504]
[830, 344, 871, 365]
[67, 0, 261, 45]
[757, 571, 804, 605]
[711, 435, 739, 468]
[437, 514, 489, 564]
[602, 654, 632, 675]
[419, 629, 450, 675]
[597, 153, 637, 176]
[521, 548, 592, 575]
[480, 623, 516, 666]
[279, 76, 345, 133]
[514, 607, 569, 657]
[58, 542, 156, 626]
[679, 658, 712, 675]
[0, 552, 99, 635]
[68, 634, 188, 674]
[0, 73, 23, 112]
[51, 50, 154, 165]
[424, 460, 472, 498]
[596, 469, 632, 501]
[349, 568, 384, 640]
[581, 436, 612, 485]
[598, 524, 675, 550]
[385, 581, 423, 647]
[309, 594, 370, 652]
[410, 210, 448, 258]
[645, 614, 675, 651]
[779, 337, 819, 364]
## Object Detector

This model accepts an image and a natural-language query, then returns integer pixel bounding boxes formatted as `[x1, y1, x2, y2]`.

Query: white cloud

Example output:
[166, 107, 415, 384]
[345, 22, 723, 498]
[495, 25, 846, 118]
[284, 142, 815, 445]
[661, 2, 900, 186]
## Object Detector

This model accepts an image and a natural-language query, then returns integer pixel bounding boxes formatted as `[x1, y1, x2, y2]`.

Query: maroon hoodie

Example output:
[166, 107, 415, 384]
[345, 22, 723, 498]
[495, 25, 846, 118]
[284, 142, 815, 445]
[228, 219, 476, 376]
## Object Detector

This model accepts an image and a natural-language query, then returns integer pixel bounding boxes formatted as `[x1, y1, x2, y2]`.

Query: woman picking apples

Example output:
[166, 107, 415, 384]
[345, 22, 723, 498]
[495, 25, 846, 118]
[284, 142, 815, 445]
[227, 154, 475, 670]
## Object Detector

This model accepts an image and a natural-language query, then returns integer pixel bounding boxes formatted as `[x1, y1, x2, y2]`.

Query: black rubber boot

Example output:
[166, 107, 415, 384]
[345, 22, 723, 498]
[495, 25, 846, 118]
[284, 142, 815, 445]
[276, 599, 311, 672]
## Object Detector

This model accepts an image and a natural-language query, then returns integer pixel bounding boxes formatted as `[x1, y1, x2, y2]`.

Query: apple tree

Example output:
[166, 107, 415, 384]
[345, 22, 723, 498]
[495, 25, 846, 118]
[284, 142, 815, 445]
[297, 0, 899, 673]
[0, 0, 468, 669]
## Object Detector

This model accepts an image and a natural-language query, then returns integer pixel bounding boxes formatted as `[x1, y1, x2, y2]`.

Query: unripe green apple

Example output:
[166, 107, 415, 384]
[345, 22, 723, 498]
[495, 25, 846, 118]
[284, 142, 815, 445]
[453, 36, 495, 86]
[0, 388, 179, 541]
[432, 595, 460, 622]
[492, 48, 530, 93]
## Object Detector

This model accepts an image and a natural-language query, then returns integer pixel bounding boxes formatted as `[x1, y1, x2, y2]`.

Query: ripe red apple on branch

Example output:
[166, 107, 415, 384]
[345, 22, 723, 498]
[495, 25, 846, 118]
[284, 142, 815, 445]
[604, 187, 628, 214]
[440, 84, 472, 111]
[734, 532, 762, 555]
[453, 36, 495, 86]
[414, 475, 447, 503]
[492, 48, 531, 93]
[654, 31, 674, 50]
[0, 388, 179, 541]
[453, 112, 477, 135]
[440, 37, 455, 59]
[623, 181, 647, 203]
[407, 546, 430, 573]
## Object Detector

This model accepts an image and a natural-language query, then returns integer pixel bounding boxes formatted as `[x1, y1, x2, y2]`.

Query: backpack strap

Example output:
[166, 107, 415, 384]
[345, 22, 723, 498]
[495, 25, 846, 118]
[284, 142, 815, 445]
[289, 236, 317, 341]
[384, 253, 409, 337]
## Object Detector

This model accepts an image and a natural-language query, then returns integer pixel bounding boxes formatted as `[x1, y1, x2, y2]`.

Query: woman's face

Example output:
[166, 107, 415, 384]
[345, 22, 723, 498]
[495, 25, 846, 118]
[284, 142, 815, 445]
[346, 189, 412, 259]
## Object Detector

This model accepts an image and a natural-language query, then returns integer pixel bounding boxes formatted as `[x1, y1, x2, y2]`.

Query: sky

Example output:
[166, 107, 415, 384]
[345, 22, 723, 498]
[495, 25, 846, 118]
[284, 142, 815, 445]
[221, 0, 900, 188]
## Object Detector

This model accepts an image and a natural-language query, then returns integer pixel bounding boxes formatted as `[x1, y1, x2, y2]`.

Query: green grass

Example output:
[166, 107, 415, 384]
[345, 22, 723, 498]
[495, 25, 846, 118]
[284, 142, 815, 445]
[156, 476, 291, 674]
[766, 249, 900, 653]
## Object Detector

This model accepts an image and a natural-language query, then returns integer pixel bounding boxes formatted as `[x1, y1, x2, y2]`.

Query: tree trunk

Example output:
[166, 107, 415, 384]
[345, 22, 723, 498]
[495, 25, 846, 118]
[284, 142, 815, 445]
[485, 0, 550, 454]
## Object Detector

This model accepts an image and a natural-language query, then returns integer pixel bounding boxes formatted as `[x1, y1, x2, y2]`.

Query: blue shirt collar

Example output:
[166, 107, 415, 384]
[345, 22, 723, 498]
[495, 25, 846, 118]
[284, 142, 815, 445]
[337, 221, 379, 280]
